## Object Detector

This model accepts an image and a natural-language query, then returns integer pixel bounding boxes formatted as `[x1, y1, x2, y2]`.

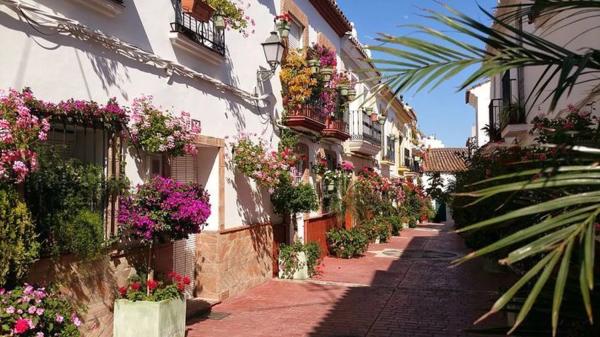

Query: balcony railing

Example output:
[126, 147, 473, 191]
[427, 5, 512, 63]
[322, 118, 350, 141]
[284, 99, 327, 133]
[171, 6, 225, 56]
[348, 110, 382, 146]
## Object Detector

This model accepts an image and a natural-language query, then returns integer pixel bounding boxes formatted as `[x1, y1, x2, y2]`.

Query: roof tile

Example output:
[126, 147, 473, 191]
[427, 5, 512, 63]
[422, 148, 468, 173]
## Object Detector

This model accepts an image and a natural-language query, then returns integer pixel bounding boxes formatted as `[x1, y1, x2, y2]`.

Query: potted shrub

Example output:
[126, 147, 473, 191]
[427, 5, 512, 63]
[181, 0, 215, 22]
[114, 273, 190, 337]
[326, 227, 368, 258]
[278, 241, 320, 280]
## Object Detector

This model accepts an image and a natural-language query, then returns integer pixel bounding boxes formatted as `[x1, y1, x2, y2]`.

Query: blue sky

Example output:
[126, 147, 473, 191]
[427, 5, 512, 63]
[337, 0, 496, 147]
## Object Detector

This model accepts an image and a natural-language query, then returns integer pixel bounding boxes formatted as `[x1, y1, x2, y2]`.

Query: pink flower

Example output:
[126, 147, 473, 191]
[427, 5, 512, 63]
[36, 307, 45, 316]
[5, 306, 15, 314]
[71, 314, 82, 327]
[13, 319, 30, 334]
[55, 314, 64, 323]
[27, 306, 37, 314]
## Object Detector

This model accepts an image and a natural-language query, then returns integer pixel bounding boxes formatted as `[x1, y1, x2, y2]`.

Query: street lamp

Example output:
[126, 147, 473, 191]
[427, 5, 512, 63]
[258, 31, 285, 81]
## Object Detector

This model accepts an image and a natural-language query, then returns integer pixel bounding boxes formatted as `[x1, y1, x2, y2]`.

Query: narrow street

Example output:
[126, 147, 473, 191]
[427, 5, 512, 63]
[187, 222, 509, 337]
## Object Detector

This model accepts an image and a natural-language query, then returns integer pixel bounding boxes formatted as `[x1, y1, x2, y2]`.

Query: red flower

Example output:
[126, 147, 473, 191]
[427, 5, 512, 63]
[14, 319, 30, 334]
[175, 275, 183, 283]
[168, 271, 177, 279]
[177, 283, 185, 291]
[118, 286, 127, 297]
[130, 282, 141, 291]
[147, 279, 158, 291]
[183, 276, 191, 285]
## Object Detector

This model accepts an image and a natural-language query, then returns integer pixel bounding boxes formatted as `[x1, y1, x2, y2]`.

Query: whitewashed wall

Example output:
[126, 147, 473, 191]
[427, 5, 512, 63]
[0, 0, 283, 230]
[490, 8, 600, 121]
[468, 82, 490, 147]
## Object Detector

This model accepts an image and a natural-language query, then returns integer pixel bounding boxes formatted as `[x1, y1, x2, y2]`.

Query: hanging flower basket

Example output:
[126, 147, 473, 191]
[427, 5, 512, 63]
[213, 12, 226, 31]
[181, 0, 215, 22]
[320, 67, 333, 82]
[277, 20, 290, 38]
[347, 88, 356, 100]
[337, 84, 349, 97]
[307, 59, 320, 74]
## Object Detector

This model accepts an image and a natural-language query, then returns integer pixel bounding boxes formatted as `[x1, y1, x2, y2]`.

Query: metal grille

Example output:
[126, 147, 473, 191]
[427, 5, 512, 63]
[171, 4, 225, 56]
[348, 110, 381, 145]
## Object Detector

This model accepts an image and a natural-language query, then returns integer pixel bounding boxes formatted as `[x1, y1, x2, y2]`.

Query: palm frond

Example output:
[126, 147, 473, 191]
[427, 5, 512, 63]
[365, 5, 600, 112]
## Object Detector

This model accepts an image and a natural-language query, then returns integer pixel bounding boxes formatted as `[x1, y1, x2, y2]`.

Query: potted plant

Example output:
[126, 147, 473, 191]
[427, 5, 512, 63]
[129, 96, 199, 157]
[206, 0, 251, 36]
[181, 0, 215, 22]
[320, 67, 334, 82]
[114, 273, 190, 337]
[213, 11, 226, 31]
[347, 87, 357, 100]
[278, 241, 320, 280]
[337, 83, 349, 96]
[276, 13, 291, 38]
[117, 176, 211, 309]
[307, 58, 320, 74]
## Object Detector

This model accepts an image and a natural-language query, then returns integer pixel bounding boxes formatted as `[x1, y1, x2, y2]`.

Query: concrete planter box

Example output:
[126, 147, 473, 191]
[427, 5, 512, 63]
[113, 298, 186, 337]
[278, 251, 309, 280]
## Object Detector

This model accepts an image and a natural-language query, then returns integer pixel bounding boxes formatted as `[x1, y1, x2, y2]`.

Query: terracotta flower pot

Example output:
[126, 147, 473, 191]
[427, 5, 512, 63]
[181, 0, 214, 22]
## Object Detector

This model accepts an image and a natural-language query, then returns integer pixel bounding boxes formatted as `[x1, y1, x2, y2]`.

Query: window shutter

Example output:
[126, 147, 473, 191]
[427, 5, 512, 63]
[288, 20, 303, 50]
[171, 155, 198, 298]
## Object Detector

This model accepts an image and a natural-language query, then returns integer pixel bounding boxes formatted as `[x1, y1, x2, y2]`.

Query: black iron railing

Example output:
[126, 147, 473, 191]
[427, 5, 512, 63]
[171, 7, 225, 56]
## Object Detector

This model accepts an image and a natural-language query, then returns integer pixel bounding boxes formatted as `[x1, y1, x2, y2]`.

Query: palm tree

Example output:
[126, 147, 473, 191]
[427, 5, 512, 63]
[366, 1, 600, 335]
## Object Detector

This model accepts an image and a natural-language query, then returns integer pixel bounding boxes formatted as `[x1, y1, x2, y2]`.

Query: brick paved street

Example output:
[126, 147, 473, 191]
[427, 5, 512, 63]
[187, 223, 510, 337]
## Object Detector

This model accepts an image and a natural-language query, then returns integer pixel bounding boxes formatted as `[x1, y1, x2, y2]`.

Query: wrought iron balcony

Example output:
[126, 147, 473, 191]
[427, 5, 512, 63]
[283, 99, 326, 133]
[346, 110, 382, 156]
[322, 118, 350, 141]
[171, 7, 225, 56]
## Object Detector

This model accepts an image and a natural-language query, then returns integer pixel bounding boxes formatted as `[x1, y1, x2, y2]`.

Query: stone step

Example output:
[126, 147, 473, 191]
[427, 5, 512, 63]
[186, 297, 220, 320]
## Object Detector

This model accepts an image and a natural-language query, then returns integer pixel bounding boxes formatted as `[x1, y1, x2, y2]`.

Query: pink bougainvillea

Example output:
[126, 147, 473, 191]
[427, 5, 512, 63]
[118, 176, 211, 243]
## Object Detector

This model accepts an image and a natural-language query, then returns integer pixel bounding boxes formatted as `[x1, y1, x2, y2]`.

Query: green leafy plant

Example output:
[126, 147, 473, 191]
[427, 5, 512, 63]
[0, 187, 39, 287]
[0, 284, 82, 336]
[279, 241, 321, 279]
[25, 149, 106, 258]
[270, 174, 318, 215]
[326, 227, 368, 259]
